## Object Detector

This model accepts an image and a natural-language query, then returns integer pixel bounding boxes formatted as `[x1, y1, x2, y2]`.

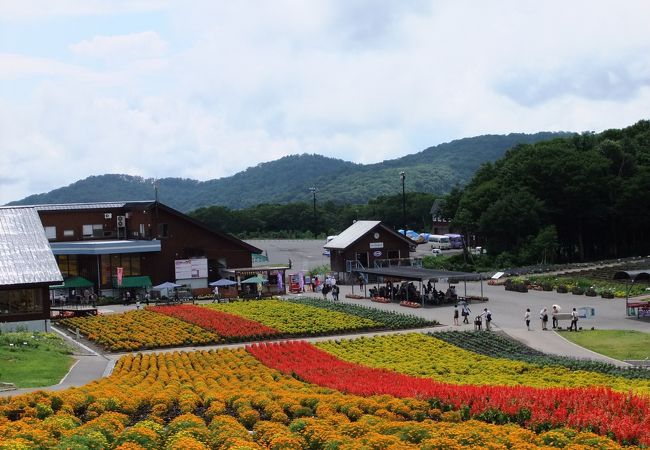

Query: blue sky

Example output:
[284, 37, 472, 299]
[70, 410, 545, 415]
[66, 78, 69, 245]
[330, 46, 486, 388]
[2, 0, 650, 204]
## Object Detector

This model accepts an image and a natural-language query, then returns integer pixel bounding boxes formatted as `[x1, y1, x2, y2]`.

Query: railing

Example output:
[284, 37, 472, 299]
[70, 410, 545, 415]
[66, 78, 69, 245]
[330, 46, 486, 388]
[374, 257, 423, 268]
[345, 260, 365, 273]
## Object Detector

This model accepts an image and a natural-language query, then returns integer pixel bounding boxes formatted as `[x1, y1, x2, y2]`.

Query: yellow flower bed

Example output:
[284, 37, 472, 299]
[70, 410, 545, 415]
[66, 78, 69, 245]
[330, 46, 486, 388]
[207, 299, 380, 333]
[0, 348, 628, 449]
[316, 333, 650, 395]
[60, 310, 220, 351]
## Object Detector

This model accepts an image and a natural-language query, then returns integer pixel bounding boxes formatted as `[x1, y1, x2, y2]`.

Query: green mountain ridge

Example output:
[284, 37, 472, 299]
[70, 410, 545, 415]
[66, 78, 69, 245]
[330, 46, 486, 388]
[8, 132, 570, 212]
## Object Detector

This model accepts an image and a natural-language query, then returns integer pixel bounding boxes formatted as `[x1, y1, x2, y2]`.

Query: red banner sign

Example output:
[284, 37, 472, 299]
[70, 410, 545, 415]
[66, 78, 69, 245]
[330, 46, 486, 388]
[117, 267, 124, 286]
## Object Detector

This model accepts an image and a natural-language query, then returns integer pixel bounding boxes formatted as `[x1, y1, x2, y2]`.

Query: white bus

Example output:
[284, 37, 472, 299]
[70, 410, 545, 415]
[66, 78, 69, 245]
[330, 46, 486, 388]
[429, 234, 451, 250]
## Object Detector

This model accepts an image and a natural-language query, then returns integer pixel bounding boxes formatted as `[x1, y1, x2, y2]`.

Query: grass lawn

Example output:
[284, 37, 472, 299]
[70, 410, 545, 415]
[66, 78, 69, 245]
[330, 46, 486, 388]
[0, 332, 74, 388]
[559, 329, 650, 361]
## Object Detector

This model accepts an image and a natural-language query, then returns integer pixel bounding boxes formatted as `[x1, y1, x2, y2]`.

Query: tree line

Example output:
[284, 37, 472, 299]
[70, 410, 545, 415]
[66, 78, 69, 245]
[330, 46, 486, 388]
[189, 192, 438, 239]
[443, 120, 650, 266]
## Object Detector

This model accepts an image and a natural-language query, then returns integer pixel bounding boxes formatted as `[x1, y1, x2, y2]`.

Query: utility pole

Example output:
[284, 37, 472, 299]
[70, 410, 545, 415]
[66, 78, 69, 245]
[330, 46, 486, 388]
[399, 171, 406, 231]
[309, 187, 317, 236]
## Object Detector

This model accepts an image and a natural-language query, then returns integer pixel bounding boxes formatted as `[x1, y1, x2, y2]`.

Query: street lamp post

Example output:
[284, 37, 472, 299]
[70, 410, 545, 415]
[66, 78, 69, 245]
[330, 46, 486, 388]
[399, 171, 406, 231]
[309, 187, 317, 236]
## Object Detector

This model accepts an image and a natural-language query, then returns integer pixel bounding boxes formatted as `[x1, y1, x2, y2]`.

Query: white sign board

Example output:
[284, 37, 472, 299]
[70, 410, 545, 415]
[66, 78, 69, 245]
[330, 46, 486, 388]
[175, 258, 208, 279]
[369, 242, 384, 249]
[491, 271, 505, 280]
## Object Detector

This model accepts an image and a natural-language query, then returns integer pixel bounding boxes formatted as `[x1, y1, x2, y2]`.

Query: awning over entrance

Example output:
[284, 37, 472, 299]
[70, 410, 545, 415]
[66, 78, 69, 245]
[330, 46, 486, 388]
[112, 276, 153, 289]
[356, 267, 481, 282]
[49, 276, 94, 289]
[50, 240, 161, 255]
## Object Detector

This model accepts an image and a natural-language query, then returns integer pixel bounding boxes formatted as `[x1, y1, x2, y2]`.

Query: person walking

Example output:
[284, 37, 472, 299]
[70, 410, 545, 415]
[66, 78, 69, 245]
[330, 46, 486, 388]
[525, 308, 531, 330]
[461, 304, 471, 324]
[332, 284, 340, 301]
[212, 286, 219, 303]
[453, 305, 460, 326]
[540, 307, 549, 330]
[569, 307, 579, 331]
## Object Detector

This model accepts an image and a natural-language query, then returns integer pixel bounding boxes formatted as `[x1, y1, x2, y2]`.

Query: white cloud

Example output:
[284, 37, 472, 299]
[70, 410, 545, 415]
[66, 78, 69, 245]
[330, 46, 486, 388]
[70, 31, 168, 63]
[2, 0, 650, 204]
[0, 0, 168, 20]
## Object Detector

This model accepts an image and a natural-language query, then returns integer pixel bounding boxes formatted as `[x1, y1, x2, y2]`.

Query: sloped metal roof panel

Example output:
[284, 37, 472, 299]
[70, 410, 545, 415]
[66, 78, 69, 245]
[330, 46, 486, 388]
[324, 220, 381, 250]
[32, 201, 154, 211]
[0, 207, 63, 286]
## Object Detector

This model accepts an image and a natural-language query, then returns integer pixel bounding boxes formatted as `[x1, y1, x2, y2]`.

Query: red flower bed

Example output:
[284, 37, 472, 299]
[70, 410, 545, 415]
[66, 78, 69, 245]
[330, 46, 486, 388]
[247, 341, 650, 446]
[149, 305, 280, 339]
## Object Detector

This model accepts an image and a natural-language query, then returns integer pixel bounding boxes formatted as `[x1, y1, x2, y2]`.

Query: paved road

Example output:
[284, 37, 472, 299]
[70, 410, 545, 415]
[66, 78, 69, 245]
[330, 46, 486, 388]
[245, 239, 438, 272]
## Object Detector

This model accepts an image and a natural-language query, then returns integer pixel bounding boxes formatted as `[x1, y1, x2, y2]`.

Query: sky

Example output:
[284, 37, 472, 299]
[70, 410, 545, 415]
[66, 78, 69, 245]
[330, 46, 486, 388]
[2, 0, 650, 204]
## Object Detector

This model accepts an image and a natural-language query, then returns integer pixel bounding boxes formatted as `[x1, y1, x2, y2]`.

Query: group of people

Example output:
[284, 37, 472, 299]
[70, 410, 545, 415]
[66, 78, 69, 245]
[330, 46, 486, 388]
[321, 283, 340, 301]
[526, 306, 579, 331]
[453, 304, 492, 331]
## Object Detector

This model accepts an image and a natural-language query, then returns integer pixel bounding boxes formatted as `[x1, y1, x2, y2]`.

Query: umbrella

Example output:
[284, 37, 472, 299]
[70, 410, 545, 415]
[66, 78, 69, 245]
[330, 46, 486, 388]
[153, 281, 182, 289]
[210, 279, 237, 287]
[241, 275, 268, 284]
[552, 304, 562, 311]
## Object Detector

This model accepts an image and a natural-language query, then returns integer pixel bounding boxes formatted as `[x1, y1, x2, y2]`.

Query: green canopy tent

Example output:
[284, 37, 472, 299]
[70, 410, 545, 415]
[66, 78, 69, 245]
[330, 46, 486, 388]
[49, 276, 94, 289]
[111, 276, 153, 289]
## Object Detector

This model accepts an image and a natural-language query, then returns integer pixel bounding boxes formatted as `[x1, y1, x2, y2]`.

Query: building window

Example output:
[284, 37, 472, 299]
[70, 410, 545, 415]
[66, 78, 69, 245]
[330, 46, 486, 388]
[139, 224, 145, 236]
[158, 223, 169, 238]
[63, 229, 74, 237]
[44, 226, 56, 240]
[56, 255, 79, 277]
[82, 224, 103, 237]
[0, 289, 44, 315]
[100, 254, 143, 287]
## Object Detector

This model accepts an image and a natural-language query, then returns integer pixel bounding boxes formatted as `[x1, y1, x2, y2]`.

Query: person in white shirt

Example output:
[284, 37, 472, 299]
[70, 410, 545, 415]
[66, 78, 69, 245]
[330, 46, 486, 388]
[524, 308, 531, 330]
[569, 307, 579, 331]
[482, 308, 492, 331]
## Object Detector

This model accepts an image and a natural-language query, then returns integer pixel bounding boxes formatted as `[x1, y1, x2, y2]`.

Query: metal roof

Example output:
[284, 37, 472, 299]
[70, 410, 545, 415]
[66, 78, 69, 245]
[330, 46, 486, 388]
[0, 207, 63, 286]
[30, 201, 154, 211]
[325, 221, 414, 250]
[357, 266, 481, 282]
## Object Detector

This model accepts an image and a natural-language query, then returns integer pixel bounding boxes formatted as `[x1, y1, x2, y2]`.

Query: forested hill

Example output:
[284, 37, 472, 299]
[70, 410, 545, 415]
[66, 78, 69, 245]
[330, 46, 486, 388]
[8, 132, 568, 211]
[447, 120, 650, 263]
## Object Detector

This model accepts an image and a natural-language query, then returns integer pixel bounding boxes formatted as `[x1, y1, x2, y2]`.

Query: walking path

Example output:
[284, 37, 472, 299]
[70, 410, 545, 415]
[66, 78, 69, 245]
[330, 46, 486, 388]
[2, 281, 647, 398]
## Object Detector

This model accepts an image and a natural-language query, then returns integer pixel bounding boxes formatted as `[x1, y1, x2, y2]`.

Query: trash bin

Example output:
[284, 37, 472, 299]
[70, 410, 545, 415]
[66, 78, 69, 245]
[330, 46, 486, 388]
[578, 306, 595, 318]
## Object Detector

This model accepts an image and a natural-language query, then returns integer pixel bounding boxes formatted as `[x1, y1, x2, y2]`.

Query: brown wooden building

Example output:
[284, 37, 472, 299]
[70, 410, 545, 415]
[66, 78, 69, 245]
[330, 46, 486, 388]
[324, 221, 414, 277]
[0, 207, 63, 330]
[35, 201, 261, 293]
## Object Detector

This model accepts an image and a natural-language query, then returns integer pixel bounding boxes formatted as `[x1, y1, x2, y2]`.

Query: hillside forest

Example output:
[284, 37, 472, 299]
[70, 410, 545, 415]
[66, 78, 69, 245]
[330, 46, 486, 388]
[191, 120, 650, 267]
[445, 120, 650, 265]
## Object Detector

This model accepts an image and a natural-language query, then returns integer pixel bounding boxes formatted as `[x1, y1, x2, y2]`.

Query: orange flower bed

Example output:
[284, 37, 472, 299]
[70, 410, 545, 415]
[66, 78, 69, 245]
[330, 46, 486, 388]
[0, 348, 633, 449]
[60, 310, 220, 351]
[148, 304, 280, 340]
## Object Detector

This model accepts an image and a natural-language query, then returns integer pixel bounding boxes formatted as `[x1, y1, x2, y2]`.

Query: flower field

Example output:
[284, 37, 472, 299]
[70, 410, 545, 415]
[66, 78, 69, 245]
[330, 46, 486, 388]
[206, 299, 382, 334]
[315, 333, 650, 394]
[59, 299, 434, 351]
[148, 305, 280, 341]
[249, 340, 650, 446]
[0, 346, 639, 449]
[60, 310, 220, 352]
[432, 330, 650, 380]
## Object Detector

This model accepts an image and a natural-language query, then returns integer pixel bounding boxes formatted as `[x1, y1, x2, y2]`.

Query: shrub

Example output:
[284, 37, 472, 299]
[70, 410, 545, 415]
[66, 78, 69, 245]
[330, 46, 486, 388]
[585, 288, 597, 297]
[601, 290, 615, 299]
[571, 286, 585, 295]
[557, 285, 568, 293]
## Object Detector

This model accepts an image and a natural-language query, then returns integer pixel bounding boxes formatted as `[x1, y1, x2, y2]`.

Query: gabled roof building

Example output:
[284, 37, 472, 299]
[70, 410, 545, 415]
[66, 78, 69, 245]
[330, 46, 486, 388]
[0, 207, 63, 329]
[325, 220, 414, 275]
